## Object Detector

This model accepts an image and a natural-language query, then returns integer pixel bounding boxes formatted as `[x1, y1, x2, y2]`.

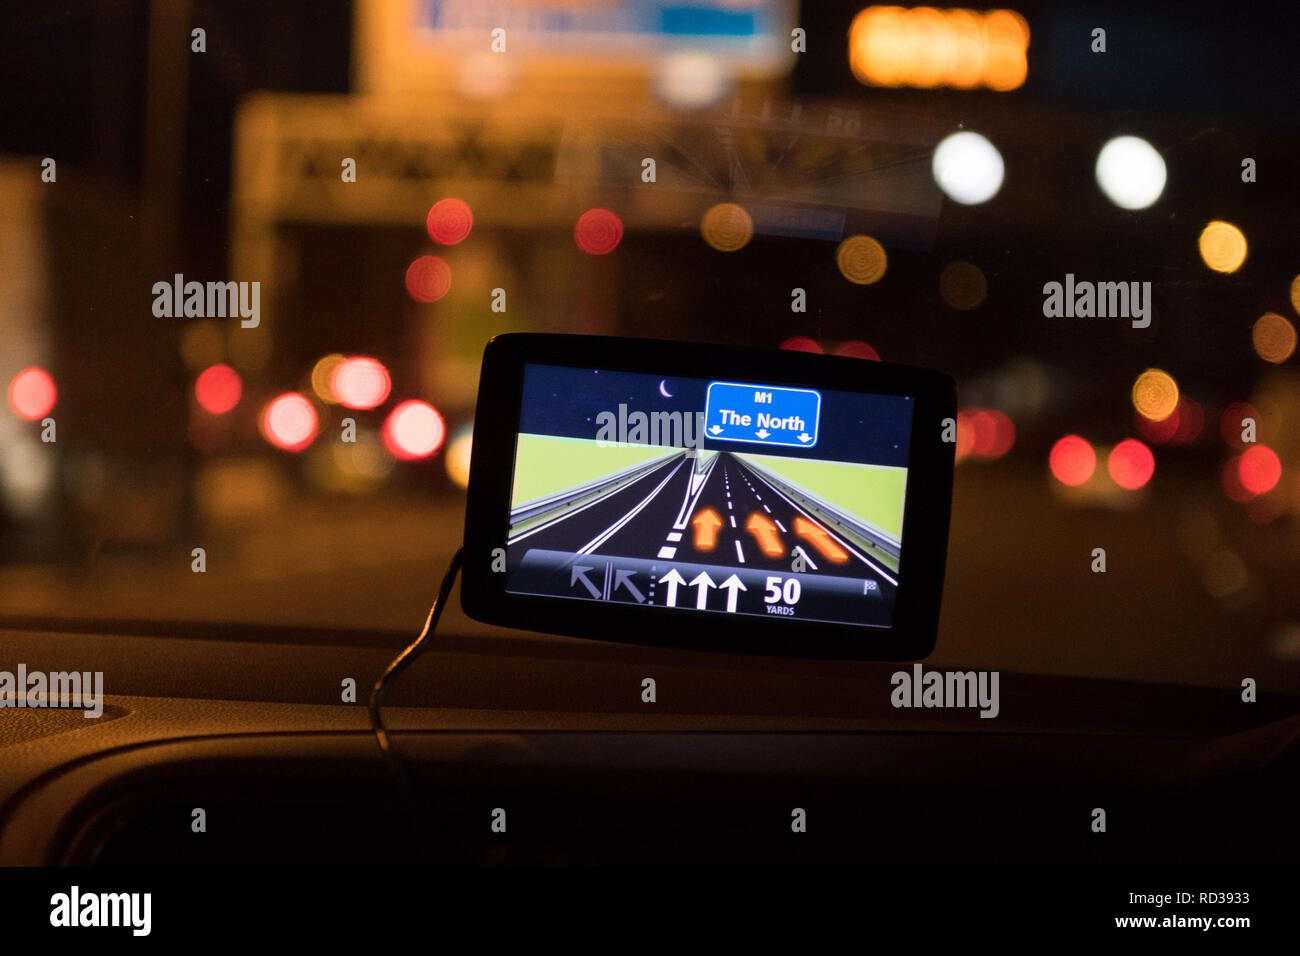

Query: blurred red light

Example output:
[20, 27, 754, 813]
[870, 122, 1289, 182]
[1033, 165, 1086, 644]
[1107, 439, 1155, 490]
[195, 364, 242, 415]
[835, 340, 881, 361]
[1220, 401, 1257, 447]
[7, 367, 56, 420]
[1221, 456, 1253, 502]
[1135, 405, 1180, 444]
[1049, 435, 1095, 486]
[405, 255, 452, 302]
[1170, 398, 1204, 444]
[383, 400, 445, 460]
[780, 336, 822, 353]
[426, 198, 473, 245]
[261, 392, 318, 452]
[985, 409, 1016, 458]
[330, 357, 391, 410]
[1238, 445, 1281, 495]
[574, 208, 623, 255]
[954, 410, 975, 460]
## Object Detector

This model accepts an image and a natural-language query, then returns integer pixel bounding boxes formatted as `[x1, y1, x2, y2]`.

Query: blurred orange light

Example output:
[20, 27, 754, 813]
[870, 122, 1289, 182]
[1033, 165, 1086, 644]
[1131, 368, 1179, 422]
[575, 208, 623, 255]
[311, 353, 346, 403]
[835, 340, 880, 360]
[835, 234, 887, 285]
[700, 203, 753, 252]
[405, 255, 452, 302]
[7, 367, 56, 421]
[426, 198, 473, 245]
[1049, 435, 1095, 486]
[330, 357, 391, 410]
[1108, 439, 1155, 490]
[780, 336, 822, 353]
[195, 364, 241, 415]
[383, 400, 445, 460]
[954, 410, 976, 461]
[1198, 221, 1247, 273]
[849, 6, 1028, 91]
[1252, 312, 1297, 364]
[1239, 445, 1282, 495]
[261, 392, 318, 452]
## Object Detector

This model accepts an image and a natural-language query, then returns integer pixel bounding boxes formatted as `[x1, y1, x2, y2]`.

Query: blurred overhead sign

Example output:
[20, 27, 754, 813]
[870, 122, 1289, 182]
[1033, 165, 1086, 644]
[356, 0, 797, 94]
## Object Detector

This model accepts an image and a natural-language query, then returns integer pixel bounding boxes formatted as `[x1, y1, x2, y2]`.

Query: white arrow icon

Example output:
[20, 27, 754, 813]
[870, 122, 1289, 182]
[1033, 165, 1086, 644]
[660, 568, 687, 607]
[688, 571, 716, 609]
[797, 432, 812, 443]
[755, 428, 770, 439]
[709, 424, 723, 435]
[719, 573, 747, 612]
[570, 565, 601, 599]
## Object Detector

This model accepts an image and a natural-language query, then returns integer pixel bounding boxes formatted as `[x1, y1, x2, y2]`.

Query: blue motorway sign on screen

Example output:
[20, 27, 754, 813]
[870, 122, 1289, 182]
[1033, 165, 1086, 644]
[504, 364, 913, 629]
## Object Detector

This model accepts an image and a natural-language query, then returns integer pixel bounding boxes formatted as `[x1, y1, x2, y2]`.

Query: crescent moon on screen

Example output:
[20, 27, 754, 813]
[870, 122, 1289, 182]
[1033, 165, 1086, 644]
[659, 379, 673, 398]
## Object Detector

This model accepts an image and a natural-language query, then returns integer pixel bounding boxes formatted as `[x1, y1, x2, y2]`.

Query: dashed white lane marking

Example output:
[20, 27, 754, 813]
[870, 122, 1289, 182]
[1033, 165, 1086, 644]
[727, 501, 733, 510]
[734, 540, 745, 563]
[657, 546, 676, 559]
[729, 515, 736, 528]
[774, 519, 787, 532]
[666, 532, 682, 542]
[763, 504, 771, 513]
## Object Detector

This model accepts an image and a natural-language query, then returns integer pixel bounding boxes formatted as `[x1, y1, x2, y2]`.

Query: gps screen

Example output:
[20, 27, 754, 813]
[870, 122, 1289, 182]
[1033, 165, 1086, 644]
[503, 363, 914, 629]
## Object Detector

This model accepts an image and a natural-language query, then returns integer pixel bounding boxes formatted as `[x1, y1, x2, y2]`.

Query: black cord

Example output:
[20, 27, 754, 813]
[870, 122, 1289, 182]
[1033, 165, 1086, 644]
[368, 547, 464, 839]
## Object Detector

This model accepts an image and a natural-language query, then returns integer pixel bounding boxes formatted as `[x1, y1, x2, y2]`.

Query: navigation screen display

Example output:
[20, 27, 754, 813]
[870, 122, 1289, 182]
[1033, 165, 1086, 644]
[503, 363, 914, 629]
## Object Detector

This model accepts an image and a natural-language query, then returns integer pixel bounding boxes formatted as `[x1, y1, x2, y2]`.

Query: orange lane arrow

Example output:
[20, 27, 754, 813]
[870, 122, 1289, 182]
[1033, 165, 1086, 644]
[691, 508, 723, 551]
[794, 516, 849, 564]
[745, 511, 785, 558]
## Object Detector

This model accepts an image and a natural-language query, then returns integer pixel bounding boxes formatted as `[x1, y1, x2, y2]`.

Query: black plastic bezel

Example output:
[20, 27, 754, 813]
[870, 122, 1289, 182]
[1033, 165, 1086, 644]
[461, 333, 956, 660]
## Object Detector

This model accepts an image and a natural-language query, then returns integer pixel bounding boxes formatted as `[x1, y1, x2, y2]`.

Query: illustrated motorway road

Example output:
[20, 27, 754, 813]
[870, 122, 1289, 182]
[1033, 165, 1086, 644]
[508, 450, 898, 594]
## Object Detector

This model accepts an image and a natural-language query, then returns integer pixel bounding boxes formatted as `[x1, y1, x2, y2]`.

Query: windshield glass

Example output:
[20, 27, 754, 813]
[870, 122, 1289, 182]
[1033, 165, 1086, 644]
[1, 1, 1297, 691]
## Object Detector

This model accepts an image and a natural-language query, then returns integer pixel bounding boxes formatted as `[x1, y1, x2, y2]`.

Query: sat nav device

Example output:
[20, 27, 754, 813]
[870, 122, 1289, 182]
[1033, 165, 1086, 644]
[462, 334, 956, 659]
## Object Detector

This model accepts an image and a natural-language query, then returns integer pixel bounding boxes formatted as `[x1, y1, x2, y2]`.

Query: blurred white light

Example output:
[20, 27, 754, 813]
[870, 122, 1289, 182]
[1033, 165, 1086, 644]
[1095, 136, 1166, 210]
[932, 131, 1004, 205]
[654, 52, 731, 110]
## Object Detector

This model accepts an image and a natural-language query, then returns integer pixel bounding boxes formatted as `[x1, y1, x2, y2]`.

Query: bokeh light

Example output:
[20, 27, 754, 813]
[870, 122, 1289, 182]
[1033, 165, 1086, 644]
[939, 260, 987, 309]
[426, 198, 473, 245]
[445, 422, 474, 488]
[1095, 136, 1167, 210]
[780, 336, 822, 353]
[1219, 401, 1258, 447]
[1107, 439, 1155, 490]
[311, 353, 346, 403]
[1221, 456, 1253, 502]
[194, 364, 242, 415]
[835, 340, 880, 360]
[655, 51, 730, 109]
[7, 368, 57, 421]
[848, 6, 1027, 90]
[330, 357, 391, 410]
[932, 131, 1004, 205]
[1049, 435, 1096, 486]
[1291, 274, 1300, 315]
[1251, 312, 1297, 363]
[1198, 221, 1248, 273]
[383, 400, 446, 460]
[405, 255, 452, 302]
[575, 208, 623, 255]
[261, 392, 318, 452]
[700, 203, 753, 252]
[835, 234, 888, 284]
[1131, 368, 1179, 422]
[1239, 445, 1282, 495]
